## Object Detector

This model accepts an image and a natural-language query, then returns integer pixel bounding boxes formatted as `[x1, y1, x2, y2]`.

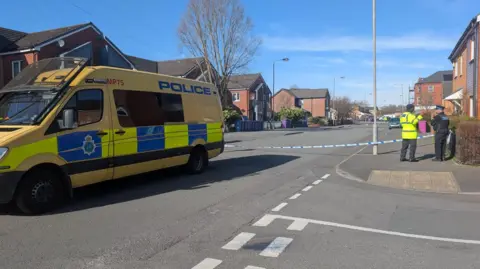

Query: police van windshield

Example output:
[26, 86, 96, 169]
[0, 90, 58, 125]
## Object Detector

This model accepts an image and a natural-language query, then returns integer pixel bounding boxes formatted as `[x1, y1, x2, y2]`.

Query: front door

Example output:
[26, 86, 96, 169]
[52, 87, 113, 187]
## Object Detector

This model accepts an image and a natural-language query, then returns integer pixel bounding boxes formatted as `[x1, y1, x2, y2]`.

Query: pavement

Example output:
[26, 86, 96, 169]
[2, 123, 480, 268]
[338, 128, 480, 194]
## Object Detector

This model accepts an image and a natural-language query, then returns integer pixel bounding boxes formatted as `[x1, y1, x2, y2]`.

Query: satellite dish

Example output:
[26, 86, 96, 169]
[58, 39, 65, 47]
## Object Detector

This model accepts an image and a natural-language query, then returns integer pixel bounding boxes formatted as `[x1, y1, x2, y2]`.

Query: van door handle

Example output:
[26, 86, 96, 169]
[115, 130, 126, 135]
[96, 131, 108, 136]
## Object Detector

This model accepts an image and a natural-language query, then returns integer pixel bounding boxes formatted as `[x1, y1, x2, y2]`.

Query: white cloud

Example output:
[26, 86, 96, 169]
[263, 33, 456, 52]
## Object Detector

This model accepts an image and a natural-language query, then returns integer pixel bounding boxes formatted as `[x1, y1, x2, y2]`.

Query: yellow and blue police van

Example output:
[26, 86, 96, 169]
[0, 57, 224, 214]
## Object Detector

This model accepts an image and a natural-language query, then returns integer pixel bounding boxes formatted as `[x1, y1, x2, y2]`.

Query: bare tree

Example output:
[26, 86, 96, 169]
[332, 96, 353, 119]
[178, 0, 261, 107]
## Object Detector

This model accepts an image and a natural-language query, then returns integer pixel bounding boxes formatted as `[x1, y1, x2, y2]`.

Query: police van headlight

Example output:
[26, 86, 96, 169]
[0, 148, 8, 160]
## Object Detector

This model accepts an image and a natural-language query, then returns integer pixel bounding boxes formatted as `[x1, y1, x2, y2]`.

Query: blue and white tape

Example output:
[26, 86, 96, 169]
[225, 134, 434, 149]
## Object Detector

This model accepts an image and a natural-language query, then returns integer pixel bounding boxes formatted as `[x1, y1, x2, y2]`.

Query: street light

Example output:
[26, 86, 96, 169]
[272, 58, 289, 119]
[332, 76, 345, 125]
[372, 0, 378, 155]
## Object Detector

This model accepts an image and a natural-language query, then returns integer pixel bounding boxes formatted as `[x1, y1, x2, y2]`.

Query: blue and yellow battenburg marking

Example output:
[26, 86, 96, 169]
[55, 123, 223, 162]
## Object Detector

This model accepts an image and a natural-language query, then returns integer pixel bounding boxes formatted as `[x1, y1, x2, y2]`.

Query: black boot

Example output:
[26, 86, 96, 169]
[400, 158, 408, 162]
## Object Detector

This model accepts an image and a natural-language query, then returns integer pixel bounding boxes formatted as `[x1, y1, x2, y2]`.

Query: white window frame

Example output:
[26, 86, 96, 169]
[232, 92, 240, 102]
[460, 54, 463, 76]
[11, 60, 22, 78]
[454, 61, 458, 77]
[428, 85, 435, 92]
[471, 40, 475, 62]
[416, 97, 421, 104]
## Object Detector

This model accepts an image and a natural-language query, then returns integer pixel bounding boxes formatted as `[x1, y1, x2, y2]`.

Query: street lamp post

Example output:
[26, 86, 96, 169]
[372, 0, 378, 155]
[272, 58, 289, 119]
[333, 76, 345, 125]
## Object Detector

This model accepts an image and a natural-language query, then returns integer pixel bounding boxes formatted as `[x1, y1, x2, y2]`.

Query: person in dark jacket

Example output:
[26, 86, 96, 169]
[431, 105, 450, 161]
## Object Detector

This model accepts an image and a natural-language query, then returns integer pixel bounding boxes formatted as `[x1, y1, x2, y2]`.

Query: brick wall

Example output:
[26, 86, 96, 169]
[230, 89, 249, 116]
[0, 52, 37, 88]
[413, 82, 444, 106]
[477, 25, 480, 119]
[272, 90, 295, 113]
[302, 98, 327, 117]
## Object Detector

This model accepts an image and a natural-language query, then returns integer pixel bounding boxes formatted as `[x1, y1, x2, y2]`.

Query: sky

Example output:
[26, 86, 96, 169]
[1, 0, 479, 105]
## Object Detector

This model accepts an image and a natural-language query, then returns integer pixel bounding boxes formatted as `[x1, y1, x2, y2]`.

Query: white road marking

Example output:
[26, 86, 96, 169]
[313, 179, 323, 185]
[222, 232, 256, 250]
[271, 202, 288, 212]
[302, 186, 313, 192]
[253, 215, 276, 227]
[321, 174, 330, 179]
[264, 214, 480, 245]
[191, 258, 222, 269]
[287, 219, 309, 231]
[245, 266, 266, 269]
[259, 237, 293, 257]
[289, 193, 302, 200]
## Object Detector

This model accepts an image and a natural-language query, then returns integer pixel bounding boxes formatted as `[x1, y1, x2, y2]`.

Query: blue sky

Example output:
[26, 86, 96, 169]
[1, 0, 479, 105]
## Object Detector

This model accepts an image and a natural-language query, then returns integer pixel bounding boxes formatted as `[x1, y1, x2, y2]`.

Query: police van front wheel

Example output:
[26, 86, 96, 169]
[15, 169, 65, 215]
[186, 147, 208, 174]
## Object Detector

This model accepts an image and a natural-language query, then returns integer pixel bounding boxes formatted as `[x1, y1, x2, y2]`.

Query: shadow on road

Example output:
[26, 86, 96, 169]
[0, 154, 299, 216]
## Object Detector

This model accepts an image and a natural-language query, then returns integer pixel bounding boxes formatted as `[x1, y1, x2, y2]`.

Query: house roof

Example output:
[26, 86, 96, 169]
[227, 73, 261, 89]
[285, 88, 329, 99]
[449, 14, 480, 60]
[417, 70, 453, 83]
[157, 57, 204, 76]
[126, 55, 158, 73]
[0, 22, 135, 69]
[0, 23, 89, 52]
[0, 27, 26, 51]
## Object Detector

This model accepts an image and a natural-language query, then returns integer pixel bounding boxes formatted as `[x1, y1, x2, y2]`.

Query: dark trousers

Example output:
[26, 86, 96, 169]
[435, 132, 448, 160]
[401, 139, 417, 160]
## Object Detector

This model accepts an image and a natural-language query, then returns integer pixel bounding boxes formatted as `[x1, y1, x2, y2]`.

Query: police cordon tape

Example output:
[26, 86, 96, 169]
[224, 134, 435, 149]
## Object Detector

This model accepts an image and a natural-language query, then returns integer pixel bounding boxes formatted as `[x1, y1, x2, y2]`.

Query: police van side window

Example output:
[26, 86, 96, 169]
[113, 90, 184, 128]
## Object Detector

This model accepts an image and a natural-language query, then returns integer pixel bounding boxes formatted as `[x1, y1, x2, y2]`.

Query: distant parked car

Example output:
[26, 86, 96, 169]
[388, 118, 401, 129]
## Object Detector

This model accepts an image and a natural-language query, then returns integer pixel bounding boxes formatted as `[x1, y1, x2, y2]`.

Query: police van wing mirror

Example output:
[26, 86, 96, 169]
[62, 109, 75, 129]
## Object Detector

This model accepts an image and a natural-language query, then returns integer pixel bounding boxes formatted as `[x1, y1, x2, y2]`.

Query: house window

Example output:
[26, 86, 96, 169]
[232, 92, 240, 102]
[11, 60, 23, 78]
[417, 86, 420, 93]
[471, 40, 475, 61]
[416, 97, 421, 104]
[428, 85, 434, 92]
[454, 61, 458, 77]
[459, 55, 463, 76]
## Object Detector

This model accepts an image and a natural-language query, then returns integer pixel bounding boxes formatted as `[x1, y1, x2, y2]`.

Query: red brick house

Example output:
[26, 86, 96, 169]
[413, 71, 453, 111]
[227, 73, 271, 121]
[272, 88, 330, 118]
[446, 14, 480, 119]
[0, 22, 135, 88]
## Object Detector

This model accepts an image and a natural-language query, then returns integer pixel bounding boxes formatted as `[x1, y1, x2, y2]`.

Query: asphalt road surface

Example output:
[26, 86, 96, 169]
[2, 124, 480, 269]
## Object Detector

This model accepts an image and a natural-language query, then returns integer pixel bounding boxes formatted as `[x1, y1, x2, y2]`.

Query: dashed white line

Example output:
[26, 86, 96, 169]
[271, 202, 288, 212]
[191, 258, 222, 269]
[313, 179, 323, 185]
[289, 193, 302, 200]
[245, 266, 265, 269]
[259, 237, 293, 257]
[253, 214, 276, 227]
[302, 186, 313, 192]
[287, 219, 309, 231]
[321, 174, 330, 179]
[222, 232, 256, 250]
[263, 214, 480, 245]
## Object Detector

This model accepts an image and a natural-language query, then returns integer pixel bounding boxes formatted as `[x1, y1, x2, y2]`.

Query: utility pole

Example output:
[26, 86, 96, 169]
[372, 0, 378, 155]
[271, 58, 289, 120]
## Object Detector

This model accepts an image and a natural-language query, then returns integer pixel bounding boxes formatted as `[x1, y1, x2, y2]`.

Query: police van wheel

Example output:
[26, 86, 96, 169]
[186, 147, 208, 174]
[15, 169, 65, 215]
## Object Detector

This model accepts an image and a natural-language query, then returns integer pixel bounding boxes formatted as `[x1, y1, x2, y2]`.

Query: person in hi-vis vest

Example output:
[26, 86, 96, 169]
[399, 104, 423, 162]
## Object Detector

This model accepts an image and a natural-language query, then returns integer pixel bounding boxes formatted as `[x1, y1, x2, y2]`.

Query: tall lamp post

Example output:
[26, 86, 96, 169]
[394, 83, 404, 112]
[333, 76, 345, 125]
[272, 58, 289, 119]
[372, 0, 378, 155]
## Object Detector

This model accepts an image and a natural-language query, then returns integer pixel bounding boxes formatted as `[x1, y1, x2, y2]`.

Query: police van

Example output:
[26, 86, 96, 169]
[0, 57, 224, 214]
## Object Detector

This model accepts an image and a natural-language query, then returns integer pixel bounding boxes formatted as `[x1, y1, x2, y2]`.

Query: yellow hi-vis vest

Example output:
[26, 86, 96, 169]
[400, 112, 423, 139]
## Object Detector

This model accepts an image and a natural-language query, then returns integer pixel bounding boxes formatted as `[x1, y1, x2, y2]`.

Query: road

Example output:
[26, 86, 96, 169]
[2, 124, 480, 269]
